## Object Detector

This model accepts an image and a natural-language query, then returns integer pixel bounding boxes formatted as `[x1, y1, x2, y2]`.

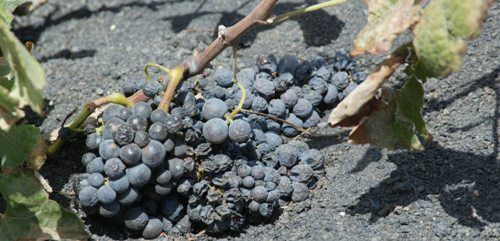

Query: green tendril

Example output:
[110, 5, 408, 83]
[144, 63, 170, 82]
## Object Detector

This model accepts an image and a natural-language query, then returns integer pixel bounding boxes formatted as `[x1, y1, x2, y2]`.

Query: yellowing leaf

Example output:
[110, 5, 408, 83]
[0, 169, 87, 241]
[0, 85, 23, 130]
[351, 0, 420, 56]
[413, 0, 492, 77]
[0, 20, 45, 114]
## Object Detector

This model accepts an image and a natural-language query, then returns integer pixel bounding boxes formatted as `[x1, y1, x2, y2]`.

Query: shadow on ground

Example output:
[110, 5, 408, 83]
[163, 0, 344, 47]
[347, 66, 500, 228]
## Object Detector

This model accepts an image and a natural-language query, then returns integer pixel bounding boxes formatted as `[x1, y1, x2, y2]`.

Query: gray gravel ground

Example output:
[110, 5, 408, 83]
[11, 0, 499, 240]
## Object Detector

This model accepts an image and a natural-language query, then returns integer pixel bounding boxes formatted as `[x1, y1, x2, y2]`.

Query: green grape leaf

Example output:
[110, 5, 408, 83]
[0, 0, 28, 25]
[0, 20, 45, 115]
[348, 75, 430, 151]
[413, 0, 492, 78]
[0, 169, 87, 240]
[0, 86, 22, 130]
[0, 124, 39, 169]
[351, 0, 420, 56]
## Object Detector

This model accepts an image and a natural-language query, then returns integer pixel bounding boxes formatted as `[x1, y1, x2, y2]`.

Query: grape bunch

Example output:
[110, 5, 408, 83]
[75, 53, 363, 239]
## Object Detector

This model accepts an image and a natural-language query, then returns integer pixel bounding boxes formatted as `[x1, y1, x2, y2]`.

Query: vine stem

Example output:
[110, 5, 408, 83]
[47, 93, 134, 155]
[240, 109, 308, 133]
[268, 0, 348, 24]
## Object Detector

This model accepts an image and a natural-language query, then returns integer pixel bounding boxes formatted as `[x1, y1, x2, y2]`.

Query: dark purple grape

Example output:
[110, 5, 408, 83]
[275, 144, 298, 168]
[142, 217, 163, 239]
[99, 139, 120, 160]
[251, 165, 265, 180]
[78, 186, 98, 207]
[127, 114, 148, 132]
[228, 119, 251, 143]
[251, 96, 268, 112]
[81, 152, 96, 166]
[293, 98, 313, 119]
[118, 187, 140, 206]
[97, 184, 117, 203]
[150, 109, 168, 124]
[331, 71, 349, 90]
[162, 196, 185, 222]
[214, 66, 233, 87]
[303, 111, 320, 128]
[251, 186, 268, 202]
[86, 157, 104, 173]
[280, 89, 298, 109]
[256, 54, 278, 74]
[148, 123, 168, 142]
[88, 173, 104, 187]
[201, 98, 228, 120]
[99, 201, 120, 218]
[143, 81, 162, 97]
[290, 164, 314, 183]
[267, 99, 286, 117]
[323, 84, 338, 104]
[119, 143, 141, 165]
[168, 158, 185, 180]
[85, 133, 102, 150]
[248, 200, 260, 213]
[141, 140, 166, 169]
[102, 104, 124, 123]
[282, 114, 303, 137]
[132, 102, 152, 119]
[104, 157, 126, 179]
[254, 72, 275, 99]
[133, 130, 150, 147]
[124, 207, 148, 231]
[278, 55, 299, 74]
[126, 163, 151, 187]
[291, 182, 309, 202]
[274, 72, 294, 93]
[109, 175, 130, 193]
[202, 118, 228, 145]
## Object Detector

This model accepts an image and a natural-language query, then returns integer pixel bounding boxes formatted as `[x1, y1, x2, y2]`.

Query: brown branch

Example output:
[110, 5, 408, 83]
[241, 109, 308, 133]
[160, 0, 279, 111]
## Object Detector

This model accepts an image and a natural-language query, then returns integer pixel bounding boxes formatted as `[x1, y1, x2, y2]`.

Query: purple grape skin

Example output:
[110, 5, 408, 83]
[309, 76, 328, 94]
[274, 72, 294, 93]
[248, 200, 261, 213]
[163, 138, 175, 153]
[119, 143, 142, 165]
[303, 111, 321, 128]
[97, 184, 117, 204]
[168, 158, 185, 180]
[132, 102, 152, 119]
[201, 98, 228, 120]
[86, 157, 104, 174]
[254, 72, 275, 99]
[290, 164, 314, 183]
[102, 104, 124, 123]
[143, 81, 162, 97]
[331, 71, 349, 90]
[278, 55, 299, 74]
[118, 107, 132, 121]
[251, 186, 268, 202]
[256, 54, 278, 74]
[133, 130, 150, 148]
[277, 176, 293, 198]
[251, 165, 265, 180]
[78, 186, 98, 207]
[280, 89, 298, 109]
[148, 122, 168, 141]
[99, 201, 120, 218]
[124, 207, 149, 231]
[228, 119, 251, 143]
[275, 144, 298, 168]
[126, 163, 151, 187]
[118, 187, 140, 206]
[304, 90, 323, 107]
[267, 99, 286, 117]
[242, 176, 255, 188]
[264, 132, 282, 151]
[251, 95, 268, 112]
[109, 175, 130, 193]
[127, 114, 148, 132]
[340, 81, 358, 100]
[141, 140, 166, 169]
[150, 109, 168, 124]
[237, 164, 252, 177]
[323, 84, 338, 104]
[293, 98, 313, 119]
[162, 196, 185, 222]
[99, 139, 120, 160]
[81, 152, 96, 166]
[85, 133, 102, 150]
[292, 182, 309, 202]
[104, 158, 126, 179]
[299, 149, 325, 171]
[282, 114, 303, 137]
[202, 118, 228, 145]
[142, 217, 163, 239]
[156, 169, 172, 184]
[214, 66, 233, 87]
[88, 173, 104, 187]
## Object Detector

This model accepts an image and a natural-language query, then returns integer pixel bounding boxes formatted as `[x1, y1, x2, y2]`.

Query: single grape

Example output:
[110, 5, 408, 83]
[242, 176, 255, 188]
[267, 99, 286, 117]
[266, 120, 281, 133]
[303, 111, 320, 128]
[173, 137, 187, 157]
[293, 98, 313, 119]
[78, 186, 98, 207]
[290, 164, 314, 183]
[155, 183, 173, 196]
[148, 122, 168, 141]
[340, 81, 358, 100]
[251, 186, 268, 202]
[202, 118, 228, 145]
[134, 130, 150, 148]
[109, 174, 130, 193]
[143, 81, 162, 97]
[97, 184, 117, 204]
[127, 114, 148, 132]
[81, 153, 96, 166]
[126, 163, 151, 187]
[254, 72, 275, 99]
[118, 107, 132, 121]
[141, 140, 166, 169]
[102, 104, 124, 123]
[99, 139, 120, 160]
[295, 60, 312, 82]
[251, 95, 268, 112]
[119, 143, 142, 165]
[168, 158, 185, 180]
[162, 196, 185, 222]
[214, 66, 233, 87]
[163, 138, 175, 153]
[165, 112, 184, 134]
[259, 202, 274, 218]
[309, 76, 328, 94]
[104, 157, 126, 179]
[132, 102, 152, 119]
[282, 113, 304, 137]
[155, 168, 172, 184]
[228, 119, 251, 143]
[304, 89, 323, 107]
[278, 55, 299, 74]
[274, 72, 294, 93]
[264, 132, 282, 151]
[331, 71, 349, 90]
[142, 217, 163, 239]
[299, 149, 325, 171]
[291, 182, 309, 202]
[150, 109, 168, 124]
[201, 98, 228, 120]
[323, 84, 338, 104]
[113, 124, 135, 146]
[122, 81, 136, 96]
[117, 187, 140, 206]
[280, 89, 298, 109]
[85, 133, 102, 150]
[275, 144, 298, 167]
[88, 173, 104, 187]
[277, 176, 293, 198]
[248, 200, 260, 213]
[124, 207, 149, 231]
[98, 201, 120, 218]
[256, 54, 278, 74]
[86, 157, 104, 174]
[237, 164, 252, 177]
[251, 165, 265, 180]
